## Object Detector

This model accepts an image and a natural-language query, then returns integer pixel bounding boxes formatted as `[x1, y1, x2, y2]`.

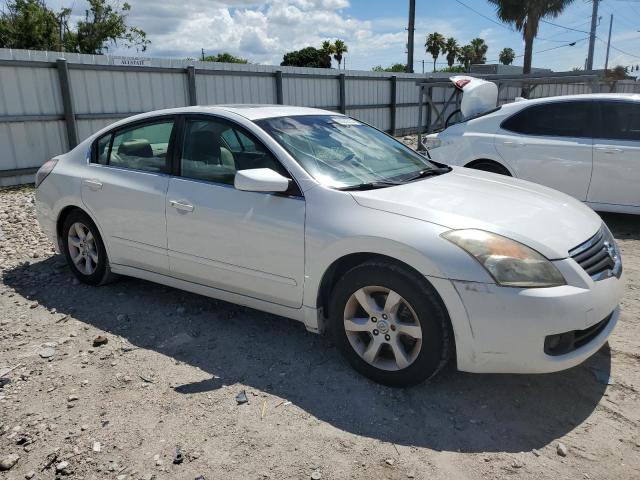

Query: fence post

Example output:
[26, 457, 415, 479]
[390, 75, 397, 136]
[275, 70, 284, 104]
[417, 85, 424, 150]
[339, 73, 346, 114]
[187, 65, 197, 106]
[56, 58, 78, 149]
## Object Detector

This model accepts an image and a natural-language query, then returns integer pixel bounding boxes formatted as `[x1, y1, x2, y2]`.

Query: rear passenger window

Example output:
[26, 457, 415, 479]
[502, 102, 593, 138]
[180, 118, 285, 185]
[108, 121, 174, 173]
[599, 101, 640, 141]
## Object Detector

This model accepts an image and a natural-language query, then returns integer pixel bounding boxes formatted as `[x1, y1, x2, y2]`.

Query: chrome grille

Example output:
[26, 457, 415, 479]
[569, 226, 620, 280]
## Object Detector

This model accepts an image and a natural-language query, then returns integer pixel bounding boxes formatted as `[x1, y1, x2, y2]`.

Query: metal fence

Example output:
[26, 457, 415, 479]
[1, 48, 639, 186]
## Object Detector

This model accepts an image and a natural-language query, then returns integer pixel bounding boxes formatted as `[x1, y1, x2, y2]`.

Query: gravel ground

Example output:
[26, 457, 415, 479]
[0, 184, 639, 480]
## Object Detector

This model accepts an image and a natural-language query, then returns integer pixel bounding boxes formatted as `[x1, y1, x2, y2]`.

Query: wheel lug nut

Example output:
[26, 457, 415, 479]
[382, 314, 388, 320]
[385, 334, 390, 341]
[390, 325, 396, 331]
[373, 329, 379, 336]
[371, 317, 377, 323]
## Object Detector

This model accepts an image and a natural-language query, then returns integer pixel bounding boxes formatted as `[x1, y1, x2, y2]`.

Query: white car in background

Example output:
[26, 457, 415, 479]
[35, 105, 623, 387]
[426, 92, 640, 214]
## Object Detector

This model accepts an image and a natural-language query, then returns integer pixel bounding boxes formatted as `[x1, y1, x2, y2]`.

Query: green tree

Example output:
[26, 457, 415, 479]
[425, 32, 446, 72]
[457, 44, 474, 71]
[333, 39, 348, 70]
[444, 37, 460, 68]
[371, 63, 406, 72]
[0, 0, 64, 50]
[321, 40, 335, 67]
[488, 0, 575, 74]
[499, 47, 516, 65]
[203, 52, 248, 64]
[0, 0, 149, 54]
[63, 0, 149, 54]
[281, 46, 331, 68]
[469, 38, 488, 64]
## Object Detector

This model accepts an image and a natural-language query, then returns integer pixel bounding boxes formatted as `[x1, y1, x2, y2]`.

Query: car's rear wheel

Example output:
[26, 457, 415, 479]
[62, 210, 115, 286]
[329, 261, 451, 387]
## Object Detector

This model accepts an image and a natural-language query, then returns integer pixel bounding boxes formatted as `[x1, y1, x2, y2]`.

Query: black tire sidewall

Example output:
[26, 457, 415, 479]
[62, 210, 109, 285]
[329, 262, 450, 387]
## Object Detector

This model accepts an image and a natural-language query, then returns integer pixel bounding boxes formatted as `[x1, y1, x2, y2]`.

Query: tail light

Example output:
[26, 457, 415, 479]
[454, 79, 471, 89]
[35, 158, 58, 188]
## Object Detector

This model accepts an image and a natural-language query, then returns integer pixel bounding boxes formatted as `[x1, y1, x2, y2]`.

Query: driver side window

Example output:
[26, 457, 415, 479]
[179, 118, 286, 185]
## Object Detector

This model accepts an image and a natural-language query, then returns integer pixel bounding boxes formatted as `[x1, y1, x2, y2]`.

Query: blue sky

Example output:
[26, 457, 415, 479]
[50, 0, 640, 73]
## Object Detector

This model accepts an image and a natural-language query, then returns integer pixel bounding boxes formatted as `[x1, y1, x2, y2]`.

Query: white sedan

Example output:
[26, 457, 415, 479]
[35, 105, 623, 386]
[426, 93, 640, 214]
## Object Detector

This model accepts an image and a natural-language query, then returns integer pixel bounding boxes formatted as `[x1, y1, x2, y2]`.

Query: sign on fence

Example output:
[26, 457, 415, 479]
[112, 56, 151, 67]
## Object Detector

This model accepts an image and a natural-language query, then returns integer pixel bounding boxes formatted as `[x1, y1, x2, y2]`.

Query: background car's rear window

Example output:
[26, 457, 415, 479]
[599, 101, 640, 141]
[502, 101, 594, 138]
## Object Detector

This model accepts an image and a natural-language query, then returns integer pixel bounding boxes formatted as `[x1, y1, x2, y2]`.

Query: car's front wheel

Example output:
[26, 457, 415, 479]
[329, 261, 451, 387]
[62, 210, 116, 286]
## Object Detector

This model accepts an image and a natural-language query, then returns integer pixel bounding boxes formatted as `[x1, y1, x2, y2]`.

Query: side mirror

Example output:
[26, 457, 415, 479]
[234, 168, 290, 193]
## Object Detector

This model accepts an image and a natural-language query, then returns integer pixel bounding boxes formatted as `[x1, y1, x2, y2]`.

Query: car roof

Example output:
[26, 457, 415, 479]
[500, 92, 640, 111]
[124, 104, 339, 123]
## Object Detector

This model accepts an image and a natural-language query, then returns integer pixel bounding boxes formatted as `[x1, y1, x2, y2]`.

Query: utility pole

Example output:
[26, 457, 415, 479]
[201, 48, 205, 61]
[604, 13, 613, 71]
[586, 0, 600, 70]
[406, 0, 416, 73]
[421, 59, 425, 74]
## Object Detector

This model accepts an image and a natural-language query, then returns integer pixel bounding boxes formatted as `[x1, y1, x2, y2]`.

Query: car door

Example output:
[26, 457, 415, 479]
[494, 100, 594, 200]
[165, 115, 305, 308]
[587, 100, 640, 208]
[81, 117, 175, 273]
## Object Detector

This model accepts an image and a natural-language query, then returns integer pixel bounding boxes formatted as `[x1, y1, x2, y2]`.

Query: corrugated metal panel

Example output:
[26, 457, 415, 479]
[348, 107, 391, 132]
[196, 74, 276, 105]
[0, 120, 67, 171]
[283, 76, 338, 108]
[71, 69, 188, 114]
[0, 66, 61, 115]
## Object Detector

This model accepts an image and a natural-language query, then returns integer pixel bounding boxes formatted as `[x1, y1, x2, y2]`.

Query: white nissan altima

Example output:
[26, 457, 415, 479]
[35, 105, 624, 386]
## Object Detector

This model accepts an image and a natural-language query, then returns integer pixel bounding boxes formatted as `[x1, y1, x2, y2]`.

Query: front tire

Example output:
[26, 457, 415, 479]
[467, 160, 511, 176]
[329, 261, 451, 387]
[62, 210, 115, 286]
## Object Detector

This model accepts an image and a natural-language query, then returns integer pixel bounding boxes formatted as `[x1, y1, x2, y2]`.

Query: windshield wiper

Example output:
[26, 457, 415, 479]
[400, 166, 451, 182]
[337, 180, 404, 191]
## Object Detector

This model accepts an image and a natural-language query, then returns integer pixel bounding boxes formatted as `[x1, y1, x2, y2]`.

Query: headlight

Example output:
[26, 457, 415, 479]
[442, 229, 566, 288]
[424, 137, 449, 150]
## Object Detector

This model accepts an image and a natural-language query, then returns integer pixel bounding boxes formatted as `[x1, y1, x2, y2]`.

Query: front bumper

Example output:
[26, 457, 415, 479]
[438, 261, 624, 374]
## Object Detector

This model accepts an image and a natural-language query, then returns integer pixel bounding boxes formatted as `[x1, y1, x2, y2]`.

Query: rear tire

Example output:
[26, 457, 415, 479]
[329, 261, 451, 387]
[62, 210, 117, 286]
[467, 160, 511, 176]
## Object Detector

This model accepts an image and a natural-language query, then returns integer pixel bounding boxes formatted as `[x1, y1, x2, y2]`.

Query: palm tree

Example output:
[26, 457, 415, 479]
[425, 32, 446, 72]
[499, 47, 516, 65]
[333, 39, 348, 70]
[321, 40, 335, 68]
[469, 38, 488, 65]
[488, 0, 575, 74]
[458, 44, 474, 71]
[444, 37, 460, 68]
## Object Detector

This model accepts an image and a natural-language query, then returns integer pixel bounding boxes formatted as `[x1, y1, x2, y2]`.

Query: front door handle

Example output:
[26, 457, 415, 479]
[595, 147, 624, 154]
[82, 178, 103, 190]
[169, 200, 194, 212]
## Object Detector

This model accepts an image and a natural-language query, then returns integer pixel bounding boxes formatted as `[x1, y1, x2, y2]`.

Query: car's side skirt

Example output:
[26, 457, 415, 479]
[110, 263, 323, 332]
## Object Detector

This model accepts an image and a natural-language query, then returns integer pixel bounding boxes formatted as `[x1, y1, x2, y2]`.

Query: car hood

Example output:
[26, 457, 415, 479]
[350, 167, 602, 259]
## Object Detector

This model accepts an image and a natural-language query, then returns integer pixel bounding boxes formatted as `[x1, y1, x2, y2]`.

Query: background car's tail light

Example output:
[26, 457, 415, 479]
[35, 158, 58, 188]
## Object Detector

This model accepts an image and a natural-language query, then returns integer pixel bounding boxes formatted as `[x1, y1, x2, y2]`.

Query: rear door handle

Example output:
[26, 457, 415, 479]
[503, 141, 526, 148]
[595, 147, 624, 154]
[82, 178, 103, 190]
[169, 200, 194, 212]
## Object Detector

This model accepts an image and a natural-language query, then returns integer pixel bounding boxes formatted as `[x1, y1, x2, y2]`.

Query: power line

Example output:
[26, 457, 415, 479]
[540, 18, 591, 34]
[452, 0, 515, 32]
[597, 35, 640, 59]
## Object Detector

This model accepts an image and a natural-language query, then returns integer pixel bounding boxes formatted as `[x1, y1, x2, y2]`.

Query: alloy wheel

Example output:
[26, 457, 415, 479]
[343, 286, 423, 371]
[67, 222, 99, 276]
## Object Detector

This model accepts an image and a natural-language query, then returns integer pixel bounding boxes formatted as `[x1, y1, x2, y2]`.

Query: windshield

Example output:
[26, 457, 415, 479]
[256, 115, 439, 188]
